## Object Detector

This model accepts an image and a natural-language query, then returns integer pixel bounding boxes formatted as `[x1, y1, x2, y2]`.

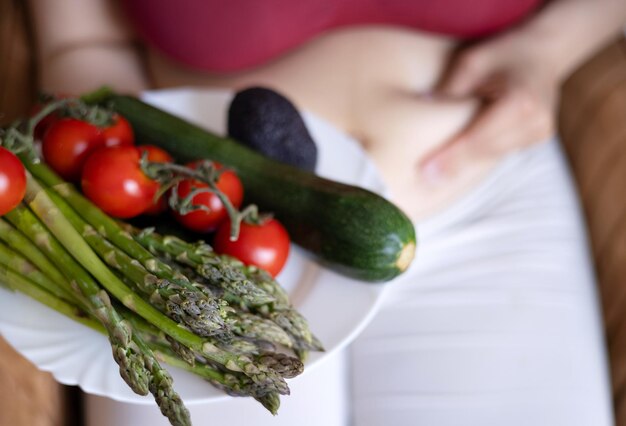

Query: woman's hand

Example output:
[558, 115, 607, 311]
[420, 0, 626, 182]
[421, 33, 559, 180]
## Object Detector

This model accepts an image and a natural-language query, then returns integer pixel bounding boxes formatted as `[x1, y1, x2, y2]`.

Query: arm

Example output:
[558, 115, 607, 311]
[423, 0, 626, 177]
[515, 0, 626, 81]
[27, 0, 149, 95]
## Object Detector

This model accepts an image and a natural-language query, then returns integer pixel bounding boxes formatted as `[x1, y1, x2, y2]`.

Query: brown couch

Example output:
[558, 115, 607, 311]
[1, 0, 626, 424]
[560, 36, 626, 424]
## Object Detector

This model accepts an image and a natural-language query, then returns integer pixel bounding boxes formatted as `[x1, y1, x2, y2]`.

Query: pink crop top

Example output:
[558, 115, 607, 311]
[122, 0, 543, 72]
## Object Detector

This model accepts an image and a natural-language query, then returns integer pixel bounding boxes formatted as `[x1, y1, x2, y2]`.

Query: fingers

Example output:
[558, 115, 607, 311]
[426, 37, 559, 185]
[420, 88, 555, 183]
[438, 48, 494, 97]
[460, 88, 553, 153]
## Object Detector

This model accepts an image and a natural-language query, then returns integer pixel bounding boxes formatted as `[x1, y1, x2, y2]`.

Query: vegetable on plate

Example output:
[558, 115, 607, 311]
[172, 161, 244, 232]
[138, 145, 174, 214]
[90, 89, 417, 282]
[0, 147, 26, 216]
[214, 217, 291, 278]
[42, 117, 103, 181]
[81, 145, 160, 218]
[0, 99, 322, 426]
[100, 113, 134, 147]
[227, 86, 318, 172]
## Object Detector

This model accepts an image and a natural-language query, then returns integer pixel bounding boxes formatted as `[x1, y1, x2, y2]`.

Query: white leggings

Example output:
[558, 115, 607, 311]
[85, 139, 612, 425]
[350, 139, 613, 426]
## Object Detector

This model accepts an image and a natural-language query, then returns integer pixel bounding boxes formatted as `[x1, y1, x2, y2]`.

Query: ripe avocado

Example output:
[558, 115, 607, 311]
[227, 87, 318, 171]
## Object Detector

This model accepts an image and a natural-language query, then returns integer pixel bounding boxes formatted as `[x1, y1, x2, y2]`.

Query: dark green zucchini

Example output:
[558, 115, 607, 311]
[98, 93, 416, 282]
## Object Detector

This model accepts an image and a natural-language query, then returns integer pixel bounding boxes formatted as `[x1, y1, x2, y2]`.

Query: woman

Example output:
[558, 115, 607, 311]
[26, 0, 626, 424]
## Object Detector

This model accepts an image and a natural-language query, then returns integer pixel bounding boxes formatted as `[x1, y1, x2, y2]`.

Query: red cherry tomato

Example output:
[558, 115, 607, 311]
[0, 147, 27, 216]
[42, 118, 103, 181]
[138, 145, 173, 163]
[138, 145, 173, 215]
[81, 146, 159, 218]
[101, 114, 134, 147]
[173, 161, 244, 232]
[214, 218, 291, 277]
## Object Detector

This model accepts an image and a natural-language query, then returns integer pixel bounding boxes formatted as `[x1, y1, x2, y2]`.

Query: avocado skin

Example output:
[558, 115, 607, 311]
[227, 87, 318, 172]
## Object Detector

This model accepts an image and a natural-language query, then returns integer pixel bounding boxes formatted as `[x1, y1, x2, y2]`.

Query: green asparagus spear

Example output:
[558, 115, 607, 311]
[153, 344, 283, 411]
[0, 219, 72, 301]
[46, 188, 230, 338]
[20, 173, 298, 390]
[27, 161, 226, 300]
[0, 244, 191, 425]
[133, 228, 275, 307]
[221, 257, 290, 307]
[4, 204, 151, 396]
[132, 227, 323, 355]
[256, 392, 281, 416]
[0, 227, 79, 306]
[132, 334, 192, 426]
[26, 159, 320, 355]
[0, 253, 102, 333]
[227, 311, 293, 348]
[0, 265, 281, 415]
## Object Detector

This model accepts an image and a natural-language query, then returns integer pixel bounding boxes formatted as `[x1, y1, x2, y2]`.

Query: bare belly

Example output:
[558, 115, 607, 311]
[148, 27, 499, 220]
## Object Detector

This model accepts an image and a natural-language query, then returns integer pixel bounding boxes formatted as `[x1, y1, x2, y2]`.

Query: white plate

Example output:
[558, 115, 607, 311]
[0, 88, 389, 404]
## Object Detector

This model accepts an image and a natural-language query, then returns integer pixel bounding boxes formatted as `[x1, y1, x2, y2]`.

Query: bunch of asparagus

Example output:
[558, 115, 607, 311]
[0, 156, 322, 426]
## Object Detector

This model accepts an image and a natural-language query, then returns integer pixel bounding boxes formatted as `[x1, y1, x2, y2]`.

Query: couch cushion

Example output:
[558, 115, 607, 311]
[560, 36, 626, 425]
